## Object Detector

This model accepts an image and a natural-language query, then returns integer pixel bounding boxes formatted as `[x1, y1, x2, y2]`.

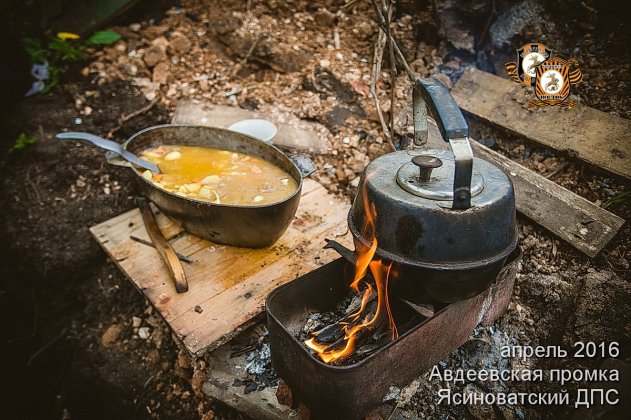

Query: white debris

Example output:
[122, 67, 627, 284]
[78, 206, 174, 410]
[138, 327, 151, 339]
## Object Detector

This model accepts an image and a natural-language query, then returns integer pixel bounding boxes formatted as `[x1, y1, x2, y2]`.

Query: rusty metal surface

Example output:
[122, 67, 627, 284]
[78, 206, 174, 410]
[266, 250, 521, 420]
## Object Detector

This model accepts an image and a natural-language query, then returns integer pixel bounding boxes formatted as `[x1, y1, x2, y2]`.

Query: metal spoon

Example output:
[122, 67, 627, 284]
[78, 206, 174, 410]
[56, 132, 159, 173]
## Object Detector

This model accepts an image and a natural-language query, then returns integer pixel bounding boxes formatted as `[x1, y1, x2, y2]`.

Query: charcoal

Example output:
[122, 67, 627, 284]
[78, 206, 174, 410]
[244, 381, 259, 394]
[400, 299, 435, 318]
[344, 288, 376, 315]
[300, 278, 399, 365]
[313, 322, 345, 343]
[245, 343, 271, 375]
[372, 322, 391, 342]
[355, 343, 382, 356]
[302, 313, 324, 334]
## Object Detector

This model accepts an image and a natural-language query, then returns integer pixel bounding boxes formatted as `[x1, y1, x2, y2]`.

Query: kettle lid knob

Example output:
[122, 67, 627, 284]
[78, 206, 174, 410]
[411, 155, 443, 182]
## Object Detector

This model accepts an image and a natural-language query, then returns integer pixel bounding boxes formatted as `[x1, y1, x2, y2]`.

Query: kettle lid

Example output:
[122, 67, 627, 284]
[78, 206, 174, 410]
[396, 150, 485, 201]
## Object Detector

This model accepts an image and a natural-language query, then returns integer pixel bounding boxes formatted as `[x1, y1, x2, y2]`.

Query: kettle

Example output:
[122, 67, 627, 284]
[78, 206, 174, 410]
[348, 77, 519, 303]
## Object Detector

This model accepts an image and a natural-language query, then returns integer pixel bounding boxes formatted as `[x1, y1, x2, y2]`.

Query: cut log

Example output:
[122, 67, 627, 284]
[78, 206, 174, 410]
[452, 67, 631, 180]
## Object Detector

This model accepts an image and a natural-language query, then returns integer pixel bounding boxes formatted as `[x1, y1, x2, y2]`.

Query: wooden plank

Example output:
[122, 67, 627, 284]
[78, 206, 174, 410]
[172, 101, 329, 153]
[452, 67, 631, 180]
[423, 120, 624, 257]
[472, 142, 624, 257]
[90, 178, 352, 356]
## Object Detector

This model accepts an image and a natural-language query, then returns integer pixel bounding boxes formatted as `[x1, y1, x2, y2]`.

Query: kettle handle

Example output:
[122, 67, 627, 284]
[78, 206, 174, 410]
[413, 77, 473, 210]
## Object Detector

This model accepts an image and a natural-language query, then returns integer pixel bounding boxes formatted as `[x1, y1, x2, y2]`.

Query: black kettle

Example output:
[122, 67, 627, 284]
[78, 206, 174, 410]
[348, 77, 519, 303]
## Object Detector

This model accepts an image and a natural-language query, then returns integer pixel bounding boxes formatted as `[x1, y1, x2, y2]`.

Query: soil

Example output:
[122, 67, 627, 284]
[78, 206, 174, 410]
[1, 0, 629, 419]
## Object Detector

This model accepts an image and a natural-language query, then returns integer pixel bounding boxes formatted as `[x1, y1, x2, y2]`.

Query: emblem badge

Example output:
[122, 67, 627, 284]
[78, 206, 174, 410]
[505, 43, 583, 108]
[529, 57, 583, 108]
[505, 43, 552, 87]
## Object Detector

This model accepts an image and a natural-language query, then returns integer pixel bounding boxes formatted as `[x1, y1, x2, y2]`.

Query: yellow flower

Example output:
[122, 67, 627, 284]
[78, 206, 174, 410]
[57, 32, 80, 40]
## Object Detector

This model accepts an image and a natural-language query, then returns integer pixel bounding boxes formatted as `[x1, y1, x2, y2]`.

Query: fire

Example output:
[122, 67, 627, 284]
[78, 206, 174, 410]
[305, 184, 398, 363]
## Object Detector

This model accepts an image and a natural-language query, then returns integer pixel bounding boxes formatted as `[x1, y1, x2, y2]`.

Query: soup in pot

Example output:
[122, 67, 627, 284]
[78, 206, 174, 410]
[139, 145, 298, 206]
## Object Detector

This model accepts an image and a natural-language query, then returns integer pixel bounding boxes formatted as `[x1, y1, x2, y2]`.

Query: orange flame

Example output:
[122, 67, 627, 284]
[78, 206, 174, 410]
[306, 181, 398, 363]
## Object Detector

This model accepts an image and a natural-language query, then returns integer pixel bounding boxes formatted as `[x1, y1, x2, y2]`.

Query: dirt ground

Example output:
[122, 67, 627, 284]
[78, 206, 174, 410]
[1, 0, 629, 419]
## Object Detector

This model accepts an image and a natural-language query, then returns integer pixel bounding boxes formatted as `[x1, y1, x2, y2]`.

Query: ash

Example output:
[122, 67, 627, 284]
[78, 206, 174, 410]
[231, 327, 279, 394]
[299, 291, 357, 340]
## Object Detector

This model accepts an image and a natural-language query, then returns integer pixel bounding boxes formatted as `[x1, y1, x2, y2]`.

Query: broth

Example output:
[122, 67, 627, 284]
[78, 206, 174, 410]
[139, 145, 298, 206]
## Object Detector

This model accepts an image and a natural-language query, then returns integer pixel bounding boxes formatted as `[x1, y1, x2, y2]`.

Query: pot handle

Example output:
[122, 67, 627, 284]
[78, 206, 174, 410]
[287, 153, 317, 179]
[413, 77, 473, 210]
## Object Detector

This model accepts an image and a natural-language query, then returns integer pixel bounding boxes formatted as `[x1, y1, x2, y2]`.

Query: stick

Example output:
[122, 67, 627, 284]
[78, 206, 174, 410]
[545, 161, 571, 179]
[25, 165, 43, 206]
[28, 327, 68, 365]
[130, 234, 195, 263]
[136, 197, 189, 293]
[370, 0, 416, 81]
[232, 35, 264, 78]
[369, 4, 396, 152]
[336, 0, 361, 16]
[385, 0, 397, 144]
[107, 99, 157, 137]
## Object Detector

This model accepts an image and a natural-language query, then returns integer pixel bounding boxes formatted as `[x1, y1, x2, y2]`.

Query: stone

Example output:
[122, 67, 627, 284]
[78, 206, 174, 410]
[113, 41, 127, 54]
[170, 33, 193, 54]
[357, 21, 372, 38]
[121, 62, 138, 77]
[314, 8, 336, 26]
[151, 36, 170, 49]
[101, 324, 123, 347]
[138, 326, 151, 339]
[143, 45, 167, 68]
[367, 142, 389, 161]
[131, 316, 142, 328]
[152, 61, 171, 85]
[143, 25, 169, 39]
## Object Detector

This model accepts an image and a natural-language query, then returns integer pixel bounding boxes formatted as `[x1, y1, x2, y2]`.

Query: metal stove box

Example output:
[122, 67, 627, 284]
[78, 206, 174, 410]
[266, 250, 520, 419]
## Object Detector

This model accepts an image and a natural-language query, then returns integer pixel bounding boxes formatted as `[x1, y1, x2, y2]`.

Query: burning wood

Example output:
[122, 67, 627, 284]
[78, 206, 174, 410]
[302, 182, 399, 365]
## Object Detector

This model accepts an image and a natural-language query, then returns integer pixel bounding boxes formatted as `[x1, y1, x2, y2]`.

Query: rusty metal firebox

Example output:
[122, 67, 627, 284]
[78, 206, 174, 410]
[266, 249, 520, 419]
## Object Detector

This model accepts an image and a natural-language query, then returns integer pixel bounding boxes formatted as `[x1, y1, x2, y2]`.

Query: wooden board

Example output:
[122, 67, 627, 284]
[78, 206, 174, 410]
[472, 142, 625, 257]
[452, 67, 631, 180]
[172, 101, 329, 153]
[90, 178, 352, 356]
[423, 120, 624, 257]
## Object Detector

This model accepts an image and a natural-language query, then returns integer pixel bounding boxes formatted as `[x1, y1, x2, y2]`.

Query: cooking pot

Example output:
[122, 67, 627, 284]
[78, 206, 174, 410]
[63, 124, 315, 248]
[348, 77, 519, 303]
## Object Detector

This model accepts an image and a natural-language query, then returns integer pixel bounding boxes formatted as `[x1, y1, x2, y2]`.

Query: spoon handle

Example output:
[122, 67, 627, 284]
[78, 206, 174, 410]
[56, 132, 159, 173]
